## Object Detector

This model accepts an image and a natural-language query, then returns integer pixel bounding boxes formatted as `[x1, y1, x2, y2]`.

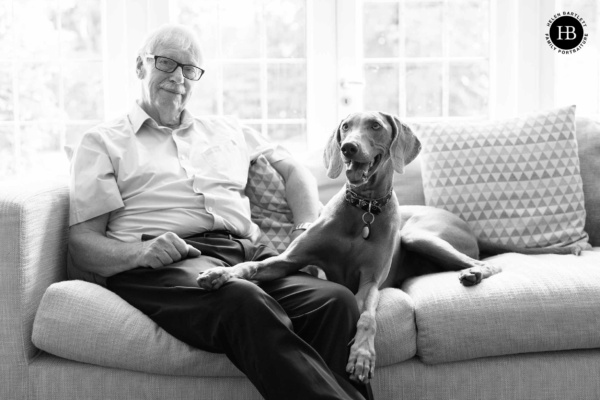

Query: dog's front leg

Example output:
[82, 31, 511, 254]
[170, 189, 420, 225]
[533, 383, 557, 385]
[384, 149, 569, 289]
[347, 282, 380, 384]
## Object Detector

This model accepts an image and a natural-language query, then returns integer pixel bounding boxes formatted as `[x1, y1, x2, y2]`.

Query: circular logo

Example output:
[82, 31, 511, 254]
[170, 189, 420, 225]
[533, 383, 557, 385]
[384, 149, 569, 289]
[545, 12, 588, 54]
[550, 16, 584, 49]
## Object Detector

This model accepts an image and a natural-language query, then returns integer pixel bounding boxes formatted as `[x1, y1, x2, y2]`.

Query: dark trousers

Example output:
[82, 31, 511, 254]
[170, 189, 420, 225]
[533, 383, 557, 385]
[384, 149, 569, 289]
[106, 234, 373, 400]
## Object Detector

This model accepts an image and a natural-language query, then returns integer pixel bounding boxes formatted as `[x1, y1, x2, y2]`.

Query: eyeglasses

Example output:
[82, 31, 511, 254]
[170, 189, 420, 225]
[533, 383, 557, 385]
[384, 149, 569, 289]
[146, 54, 205, 81]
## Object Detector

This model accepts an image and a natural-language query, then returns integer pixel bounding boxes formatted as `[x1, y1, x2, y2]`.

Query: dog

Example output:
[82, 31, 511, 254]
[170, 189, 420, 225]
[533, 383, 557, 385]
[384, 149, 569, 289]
[197, 111, 582, 384]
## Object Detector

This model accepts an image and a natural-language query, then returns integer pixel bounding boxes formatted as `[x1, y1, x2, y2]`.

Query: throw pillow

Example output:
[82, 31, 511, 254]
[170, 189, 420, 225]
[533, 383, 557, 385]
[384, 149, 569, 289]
[413, 105, 590, 249]
[245, 155, 294, 253]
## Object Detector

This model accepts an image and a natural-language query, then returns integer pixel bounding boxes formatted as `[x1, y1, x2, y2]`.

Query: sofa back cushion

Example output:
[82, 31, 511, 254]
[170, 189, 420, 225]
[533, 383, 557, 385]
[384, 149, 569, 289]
[575, 116, 600, 247]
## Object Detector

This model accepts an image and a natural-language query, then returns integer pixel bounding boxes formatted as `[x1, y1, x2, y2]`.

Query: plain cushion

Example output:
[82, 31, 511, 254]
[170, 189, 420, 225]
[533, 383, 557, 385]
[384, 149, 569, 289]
[403, 248, 600, 365]
[32, 281, 417, 376]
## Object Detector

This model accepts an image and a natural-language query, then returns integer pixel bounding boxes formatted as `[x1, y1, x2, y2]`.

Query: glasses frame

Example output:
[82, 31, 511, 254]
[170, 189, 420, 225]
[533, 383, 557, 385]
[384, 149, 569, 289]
[146, 53, 205, 81]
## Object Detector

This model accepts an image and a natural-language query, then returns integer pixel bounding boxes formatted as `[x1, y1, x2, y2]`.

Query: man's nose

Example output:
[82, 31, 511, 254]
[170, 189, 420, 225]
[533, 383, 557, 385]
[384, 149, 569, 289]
[169, 66, 185, 84]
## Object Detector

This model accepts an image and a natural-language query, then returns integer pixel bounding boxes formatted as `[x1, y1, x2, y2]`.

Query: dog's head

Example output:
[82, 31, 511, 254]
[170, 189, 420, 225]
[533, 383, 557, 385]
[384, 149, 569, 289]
[323, 111, 421, 186]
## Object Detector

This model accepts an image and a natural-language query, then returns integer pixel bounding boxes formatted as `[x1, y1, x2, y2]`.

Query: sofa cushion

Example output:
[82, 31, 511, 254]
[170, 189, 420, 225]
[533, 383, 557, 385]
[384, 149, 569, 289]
[245, 155, 294, 252]
[402, 248, 600, 365]
[32, 281, 417, 376]
[413, 105, 590, 249]
[575, 117, 600, 247]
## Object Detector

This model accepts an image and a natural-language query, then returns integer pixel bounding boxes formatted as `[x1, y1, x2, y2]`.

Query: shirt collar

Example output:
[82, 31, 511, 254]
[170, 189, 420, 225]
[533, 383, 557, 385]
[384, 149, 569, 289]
[128, 102, 194, 134]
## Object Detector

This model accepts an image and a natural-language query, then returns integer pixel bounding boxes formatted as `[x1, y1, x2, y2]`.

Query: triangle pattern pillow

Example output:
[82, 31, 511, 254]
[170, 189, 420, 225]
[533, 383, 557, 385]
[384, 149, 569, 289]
[413, 105, 590, 249]
[245, 155, 294, 253]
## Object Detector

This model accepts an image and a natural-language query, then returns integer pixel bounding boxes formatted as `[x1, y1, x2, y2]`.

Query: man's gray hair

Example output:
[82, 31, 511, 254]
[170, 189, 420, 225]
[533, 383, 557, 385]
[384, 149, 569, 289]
[139, 24, 203, 64]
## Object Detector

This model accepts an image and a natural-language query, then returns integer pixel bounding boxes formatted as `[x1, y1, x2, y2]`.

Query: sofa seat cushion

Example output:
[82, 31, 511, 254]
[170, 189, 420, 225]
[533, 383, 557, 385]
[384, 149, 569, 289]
[33, 281, 417, 376]
[402, 248, 600, 365]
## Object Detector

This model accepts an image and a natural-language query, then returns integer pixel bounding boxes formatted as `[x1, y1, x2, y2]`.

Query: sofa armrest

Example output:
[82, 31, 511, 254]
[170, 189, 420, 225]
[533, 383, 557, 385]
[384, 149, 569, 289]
[0, 179, 70, 366]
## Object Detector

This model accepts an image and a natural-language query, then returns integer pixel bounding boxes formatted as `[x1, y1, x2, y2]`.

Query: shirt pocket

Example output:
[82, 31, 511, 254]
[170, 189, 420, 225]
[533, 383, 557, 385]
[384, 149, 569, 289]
[190, 137, 248, 185]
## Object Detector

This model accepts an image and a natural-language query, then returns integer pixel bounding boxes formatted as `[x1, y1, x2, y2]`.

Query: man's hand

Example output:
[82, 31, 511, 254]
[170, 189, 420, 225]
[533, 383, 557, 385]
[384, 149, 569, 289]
[137, 232, 201, 268]
[197, 267, 233, 290]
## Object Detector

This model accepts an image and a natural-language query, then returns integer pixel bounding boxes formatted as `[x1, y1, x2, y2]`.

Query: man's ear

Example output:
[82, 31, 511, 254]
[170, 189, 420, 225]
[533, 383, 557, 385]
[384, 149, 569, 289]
[136, 56, 145, 79]
[322, 123, 344, 179]
[381, 112, 421, 174]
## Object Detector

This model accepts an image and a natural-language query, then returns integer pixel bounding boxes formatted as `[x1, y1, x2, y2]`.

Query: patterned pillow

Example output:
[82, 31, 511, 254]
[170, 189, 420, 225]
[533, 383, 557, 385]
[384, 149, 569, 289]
[413, 105, 590, 249]
[245, 155, 294, 253]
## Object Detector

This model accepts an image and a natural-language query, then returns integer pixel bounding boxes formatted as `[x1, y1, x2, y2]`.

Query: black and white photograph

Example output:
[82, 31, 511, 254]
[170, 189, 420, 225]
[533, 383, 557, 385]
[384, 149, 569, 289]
[1, 1, 599, 399]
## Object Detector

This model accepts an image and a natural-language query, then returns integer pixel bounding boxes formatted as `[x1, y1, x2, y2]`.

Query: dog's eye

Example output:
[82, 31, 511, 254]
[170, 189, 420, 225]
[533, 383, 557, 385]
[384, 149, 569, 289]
[341, 123, 349, 131]
[372, 123, 381, 130]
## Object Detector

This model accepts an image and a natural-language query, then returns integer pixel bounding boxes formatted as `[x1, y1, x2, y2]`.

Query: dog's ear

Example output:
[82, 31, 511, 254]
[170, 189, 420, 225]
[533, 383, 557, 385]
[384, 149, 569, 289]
[323, 122, 344, 179]
[382, 112, 422, 174]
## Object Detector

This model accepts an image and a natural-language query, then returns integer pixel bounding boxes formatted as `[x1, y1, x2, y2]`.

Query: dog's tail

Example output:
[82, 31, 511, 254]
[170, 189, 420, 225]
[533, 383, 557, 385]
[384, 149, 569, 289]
[477, 238, 583, 257]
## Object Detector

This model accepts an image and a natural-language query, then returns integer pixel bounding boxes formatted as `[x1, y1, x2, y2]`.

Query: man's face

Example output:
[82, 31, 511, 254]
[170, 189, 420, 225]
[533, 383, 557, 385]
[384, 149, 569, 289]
[138, 45, 201, 118]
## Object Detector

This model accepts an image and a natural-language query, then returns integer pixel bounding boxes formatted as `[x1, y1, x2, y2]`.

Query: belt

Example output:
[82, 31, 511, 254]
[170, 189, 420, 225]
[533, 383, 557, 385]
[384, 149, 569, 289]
[197, 231, 238, 240]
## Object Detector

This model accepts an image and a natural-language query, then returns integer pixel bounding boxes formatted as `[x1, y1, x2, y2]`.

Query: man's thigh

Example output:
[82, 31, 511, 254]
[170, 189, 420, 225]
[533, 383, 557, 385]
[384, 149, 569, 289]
[259, 273, 358, 322]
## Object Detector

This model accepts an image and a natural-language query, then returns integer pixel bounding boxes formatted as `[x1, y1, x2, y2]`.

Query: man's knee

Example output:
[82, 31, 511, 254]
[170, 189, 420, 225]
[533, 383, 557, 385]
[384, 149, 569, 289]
[313, 281, 360, 320]
[218, 278, 293, 328]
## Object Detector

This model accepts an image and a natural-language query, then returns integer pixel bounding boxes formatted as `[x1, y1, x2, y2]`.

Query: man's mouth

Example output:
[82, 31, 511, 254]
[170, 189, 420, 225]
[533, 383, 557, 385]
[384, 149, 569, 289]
[345, 154, 382, 185]
[160, 86, 185, 95]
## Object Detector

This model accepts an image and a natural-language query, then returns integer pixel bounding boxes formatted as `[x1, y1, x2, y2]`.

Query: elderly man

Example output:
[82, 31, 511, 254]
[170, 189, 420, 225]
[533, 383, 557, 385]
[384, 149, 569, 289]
[67, 24, 372, 400]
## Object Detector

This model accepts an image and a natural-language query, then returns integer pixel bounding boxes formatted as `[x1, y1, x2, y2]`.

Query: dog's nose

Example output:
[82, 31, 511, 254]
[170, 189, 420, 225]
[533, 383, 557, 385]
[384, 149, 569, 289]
[341, 142, 359, 158]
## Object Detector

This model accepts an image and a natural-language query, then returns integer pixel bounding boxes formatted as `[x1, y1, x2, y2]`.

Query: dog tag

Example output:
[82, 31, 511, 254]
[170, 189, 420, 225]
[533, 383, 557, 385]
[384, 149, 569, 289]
[362, 223, 371, 240]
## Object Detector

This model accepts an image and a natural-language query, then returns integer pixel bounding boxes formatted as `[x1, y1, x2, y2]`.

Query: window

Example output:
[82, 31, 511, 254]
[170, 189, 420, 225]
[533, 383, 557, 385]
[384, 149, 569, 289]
[0, 0, 104, 179]
[554, 0, 599, 116]
[170, 0, 309, 151]
[1, 0, 599, 182]
[360, 0, 491, 120]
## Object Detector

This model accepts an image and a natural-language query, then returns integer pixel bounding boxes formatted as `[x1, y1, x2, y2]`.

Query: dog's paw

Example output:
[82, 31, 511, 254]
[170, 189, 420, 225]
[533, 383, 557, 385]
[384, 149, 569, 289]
[346, 341, 376, 384]
[458, 267, 483, 286]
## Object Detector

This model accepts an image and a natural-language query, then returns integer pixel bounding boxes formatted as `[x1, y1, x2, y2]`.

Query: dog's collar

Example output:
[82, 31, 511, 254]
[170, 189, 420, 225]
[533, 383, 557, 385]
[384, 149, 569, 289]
[344, 185, 393, 215]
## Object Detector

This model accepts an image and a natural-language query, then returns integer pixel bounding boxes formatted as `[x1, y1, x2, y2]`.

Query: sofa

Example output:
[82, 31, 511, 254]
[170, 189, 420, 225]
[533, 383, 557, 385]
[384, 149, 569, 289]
[2, 110, 600, 400]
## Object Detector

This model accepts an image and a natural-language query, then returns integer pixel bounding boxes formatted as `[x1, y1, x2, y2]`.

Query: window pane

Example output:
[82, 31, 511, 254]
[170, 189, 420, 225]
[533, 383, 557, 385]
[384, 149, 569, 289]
[267, 63, 307, 119]
[19, 123, 67, 176]
[267, 123, 306, 151]
[0, 2, 13, 58]
[363, 2, 399, 58]
[64, 61, 104, 120]
[223, 63, 261, 119]
[66, 122, 97, 147]
[0, 126, 16, 179]
[172, 0, 219, 61]
[406, 62, 442, 118]
[14, 0, 59, 59]
[265, 0, 306, 58]
[18, 62, 61, 121]
[447, 0, 489, 57]
[60, 0, 102, 59]
[0, 64, 13, 121]
[363, 63, 399, 114]
[405, 1, 443, 58]
[449, 61, 489, 117]
[220, 1, 260, 59]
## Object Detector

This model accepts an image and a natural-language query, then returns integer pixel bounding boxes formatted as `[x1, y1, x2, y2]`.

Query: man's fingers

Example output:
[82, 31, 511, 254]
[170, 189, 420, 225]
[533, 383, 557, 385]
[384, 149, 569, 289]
[187, 245, 202, 257]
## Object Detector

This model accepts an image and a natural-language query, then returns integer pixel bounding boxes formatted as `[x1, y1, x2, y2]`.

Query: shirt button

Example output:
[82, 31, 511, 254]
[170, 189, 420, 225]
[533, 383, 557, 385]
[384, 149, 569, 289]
[207, 207, 213, 212]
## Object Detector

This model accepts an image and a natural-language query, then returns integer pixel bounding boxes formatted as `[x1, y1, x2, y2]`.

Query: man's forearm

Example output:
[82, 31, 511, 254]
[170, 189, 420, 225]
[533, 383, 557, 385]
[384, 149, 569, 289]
[274, 159, 320, 224]
[68, 228, 142, 278]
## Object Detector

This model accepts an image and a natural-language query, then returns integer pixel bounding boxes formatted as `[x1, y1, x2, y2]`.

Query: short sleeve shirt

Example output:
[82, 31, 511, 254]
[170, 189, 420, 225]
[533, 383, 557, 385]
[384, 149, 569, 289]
[69, 103, 290, 242]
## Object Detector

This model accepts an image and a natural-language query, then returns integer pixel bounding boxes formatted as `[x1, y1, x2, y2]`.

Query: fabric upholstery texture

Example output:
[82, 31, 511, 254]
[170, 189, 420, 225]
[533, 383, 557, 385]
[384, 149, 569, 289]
[403, 249, 600, 365]
[245, 155, 294, 252]
[575, 117, 600, 246]
[32, 281, 417, 375]
[373, 349, 600, 400]
[414, 106, 589, 249]
[29, 353, 263, 400]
